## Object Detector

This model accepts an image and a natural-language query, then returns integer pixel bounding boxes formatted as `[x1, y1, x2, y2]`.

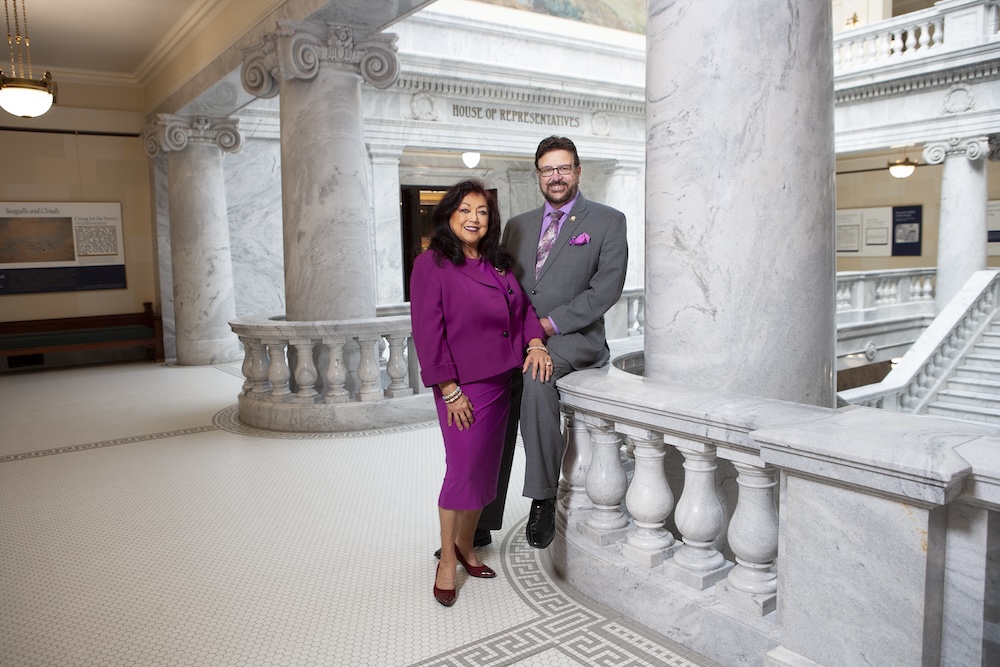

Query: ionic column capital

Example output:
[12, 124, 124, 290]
[143, 114, 243, 158]
[241, 20, 399, 98]
[922, 136, 989, 165]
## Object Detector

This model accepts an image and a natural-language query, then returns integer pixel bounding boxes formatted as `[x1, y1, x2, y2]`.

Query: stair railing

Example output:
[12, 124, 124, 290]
[840, 269, 1000, 412]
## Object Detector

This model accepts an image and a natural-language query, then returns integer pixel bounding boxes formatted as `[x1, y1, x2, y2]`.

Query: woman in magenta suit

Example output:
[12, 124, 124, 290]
[410, 179, 552, 607]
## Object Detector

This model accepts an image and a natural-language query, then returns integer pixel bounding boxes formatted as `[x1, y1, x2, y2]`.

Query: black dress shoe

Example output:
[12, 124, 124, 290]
[526, 498, 556, 549]
[434, 529, 493, 559]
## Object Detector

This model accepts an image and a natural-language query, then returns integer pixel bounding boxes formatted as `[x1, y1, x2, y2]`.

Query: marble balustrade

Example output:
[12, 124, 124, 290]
[836, 267, 935, 325]
[841, 268, 1000, 411]
[229, 312, 433, 432]
[553, 361, 1000, 666]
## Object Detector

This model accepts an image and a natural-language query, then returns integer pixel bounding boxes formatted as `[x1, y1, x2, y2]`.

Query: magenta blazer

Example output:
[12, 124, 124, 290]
[410, 250, 545, 388]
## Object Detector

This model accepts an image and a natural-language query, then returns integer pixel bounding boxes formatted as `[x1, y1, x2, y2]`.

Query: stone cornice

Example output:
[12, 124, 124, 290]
[835, 58, 1000, 104]
[395, 73, 645, 118]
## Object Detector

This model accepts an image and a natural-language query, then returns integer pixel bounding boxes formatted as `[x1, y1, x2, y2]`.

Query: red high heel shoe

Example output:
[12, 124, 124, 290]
[455, 545, 496, 578]
[433, 563, 456, 607]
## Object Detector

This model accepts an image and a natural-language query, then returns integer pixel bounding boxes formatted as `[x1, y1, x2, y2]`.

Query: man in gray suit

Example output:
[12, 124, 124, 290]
[496, 135, 629, 549]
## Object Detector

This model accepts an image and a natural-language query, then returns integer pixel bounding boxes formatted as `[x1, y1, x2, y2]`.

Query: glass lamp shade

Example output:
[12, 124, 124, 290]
[461, 151, 481, 168]
[888, 158, 917, 179]
[0, 74, 57, 118]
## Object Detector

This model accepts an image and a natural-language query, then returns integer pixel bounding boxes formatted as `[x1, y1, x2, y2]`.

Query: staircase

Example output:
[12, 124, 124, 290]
[927, 318, 1000, 425]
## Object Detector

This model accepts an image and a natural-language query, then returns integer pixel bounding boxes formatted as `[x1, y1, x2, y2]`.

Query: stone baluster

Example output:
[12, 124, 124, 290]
[355, 336, 383, 401]
[635, 298, 645, 335]
[919, 21, 932, 50]
[246, 339, 270, 396]
[933, 17, 944, 46]
[865, 34, 877, 64]
[717, 463, 779, 616]
[558, 406, 594, 519]
[290, 340, 319, 400]
[265, 341, 291, 398]
[664, 443, 733, 589]
[239, 338, 253, 395]
[619, 426, 677, 568]
[383, 334, 412, 398]
[324, 337, 349, 403]
[879, 30, 892, 60]
[905, 26, 918, 53]
[579, 417, 630, 546]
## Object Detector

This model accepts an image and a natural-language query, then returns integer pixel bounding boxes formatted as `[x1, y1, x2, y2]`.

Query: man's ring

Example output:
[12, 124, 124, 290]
[545, 361, 552, 366]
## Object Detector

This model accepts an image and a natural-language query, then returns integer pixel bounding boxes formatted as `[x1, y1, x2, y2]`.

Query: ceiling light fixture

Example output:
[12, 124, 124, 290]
[888, 156, 917, 179]
[0, 0, 57, 118]
[461, 151, 481, 169]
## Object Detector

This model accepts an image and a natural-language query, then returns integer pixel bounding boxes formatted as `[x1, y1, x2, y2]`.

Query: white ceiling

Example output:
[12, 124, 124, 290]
[2, 0, 209, 81]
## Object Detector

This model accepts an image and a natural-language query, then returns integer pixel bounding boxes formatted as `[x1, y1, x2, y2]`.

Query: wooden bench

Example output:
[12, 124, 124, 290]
[0, 302, 165, 366]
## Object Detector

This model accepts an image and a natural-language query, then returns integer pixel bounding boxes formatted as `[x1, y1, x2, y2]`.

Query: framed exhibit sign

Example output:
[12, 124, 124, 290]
[836, 205, 922, 257]
[0, 202, 127, 295]
[988, 200, 1000, 256]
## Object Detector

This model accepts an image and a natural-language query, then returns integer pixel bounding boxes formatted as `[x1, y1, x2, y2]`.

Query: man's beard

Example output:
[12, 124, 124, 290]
[542, 181, 578, 206]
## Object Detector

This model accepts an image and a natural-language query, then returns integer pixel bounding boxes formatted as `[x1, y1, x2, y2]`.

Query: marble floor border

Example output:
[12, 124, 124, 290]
[413, 517, 719, 667]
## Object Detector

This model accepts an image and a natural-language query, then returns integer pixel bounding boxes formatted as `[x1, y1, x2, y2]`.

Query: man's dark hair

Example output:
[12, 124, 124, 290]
[428, 179, 513, 270]
[534, 136, 580, 170]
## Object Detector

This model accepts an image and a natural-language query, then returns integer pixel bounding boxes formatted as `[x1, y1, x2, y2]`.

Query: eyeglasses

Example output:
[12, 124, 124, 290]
[537, 164, 576, 177]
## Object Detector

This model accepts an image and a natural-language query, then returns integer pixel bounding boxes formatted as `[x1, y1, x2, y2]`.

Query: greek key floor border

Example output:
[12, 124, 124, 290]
[0, 425, 220, 464]
[412, 517, 715, 667]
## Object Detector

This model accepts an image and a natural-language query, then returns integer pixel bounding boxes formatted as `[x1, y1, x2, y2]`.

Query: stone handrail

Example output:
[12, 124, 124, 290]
[840, 269, 1000, 411]
[834, 0, 1000, 75]
[554, 364, 1000, 666]
[229, 312, 433, 432]
[835, 5, 944, 72]
[836, 267, 935, 325]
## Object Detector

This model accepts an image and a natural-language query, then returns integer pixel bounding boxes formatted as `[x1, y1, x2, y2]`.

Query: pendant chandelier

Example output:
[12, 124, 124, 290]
[1, 0, 57, 118]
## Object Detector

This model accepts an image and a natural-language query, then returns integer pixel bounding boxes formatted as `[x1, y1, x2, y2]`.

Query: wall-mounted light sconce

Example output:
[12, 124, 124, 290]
[0, 0, 58, 118]
[888, 156, 917, 179]
[461, 151, 481, 169]
[846, 12, 860, 28]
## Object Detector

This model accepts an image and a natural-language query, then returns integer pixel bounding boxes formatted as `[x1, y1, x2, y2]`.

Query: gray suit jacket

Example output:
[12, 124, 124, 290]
[502, 193, 628, 370]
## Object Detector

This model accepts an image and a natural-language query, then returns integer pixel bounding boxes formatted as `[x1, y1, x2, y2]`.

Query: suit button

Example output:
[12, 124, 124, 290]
[531, 290, 537, 295]
[508, 288, 514, 294]
[502, 331, 509, 337]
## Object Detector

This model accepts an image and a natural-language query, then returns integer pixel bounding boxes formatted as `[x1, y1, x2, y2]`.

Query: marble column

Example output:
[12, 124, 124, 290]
[643, 0, 836, 408]
[369, 146, 405, 305]
[144, 115, 243, 365]
[241, 21, 400, 321]
[923, 136, 989, 312]
[598, 161, 644, 288]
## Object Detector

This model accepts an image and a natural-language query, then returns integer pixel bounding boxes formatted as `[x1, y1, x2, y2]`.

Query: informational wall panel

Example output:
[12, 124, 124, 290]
[0, 202, 126, 295]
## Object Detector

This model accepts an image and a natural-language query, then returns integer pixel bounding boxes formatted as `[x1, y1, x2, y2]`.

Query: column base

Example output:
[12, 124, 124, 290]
[176, 337, 242, 366]
[237, 392, 434, 433]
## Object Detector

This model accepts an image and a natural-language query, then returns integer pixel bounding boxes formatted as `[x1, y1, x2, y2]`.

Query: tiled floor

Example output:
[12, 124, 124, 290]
[0, 361, 717, 667]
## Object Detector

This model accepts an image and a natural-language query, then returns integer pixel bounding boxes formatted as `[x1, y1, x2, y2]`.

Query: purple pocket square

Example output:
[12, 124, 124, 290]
[569, 233, 590, 246]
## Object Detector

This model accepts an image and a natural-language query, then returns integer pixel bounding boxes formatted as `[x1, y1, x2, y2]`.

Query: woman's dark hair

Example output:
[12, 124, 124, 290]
[534, 135, 580, 170]
[428, 179, 513, 270]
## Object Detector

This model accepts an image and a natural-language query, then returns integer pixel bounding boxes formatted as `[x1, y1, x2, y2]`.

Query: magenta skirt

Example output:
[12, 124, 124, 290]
[434, 369, 514, 511]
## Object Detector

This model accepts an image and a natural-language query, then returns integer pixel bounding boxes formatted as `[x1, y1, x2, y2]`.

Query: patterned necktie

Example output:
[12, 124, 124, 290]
[535, 210, 564, 278]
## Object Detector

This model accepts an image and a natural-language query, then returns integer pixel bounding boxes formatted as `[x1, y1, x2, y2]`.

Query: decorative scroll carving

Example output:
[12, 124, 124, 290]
[241, 20, 400, 97]
[142, 114, 244, 158]
[989, 134, 1000, 162]
[922, 136, 989, 165]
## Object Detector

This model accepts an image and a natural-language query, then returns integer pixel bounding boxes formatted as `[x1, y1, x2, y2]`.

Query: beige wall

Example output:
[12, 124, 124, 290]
[834, 157, 1000, 273]
[0, 129, 156, 322]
